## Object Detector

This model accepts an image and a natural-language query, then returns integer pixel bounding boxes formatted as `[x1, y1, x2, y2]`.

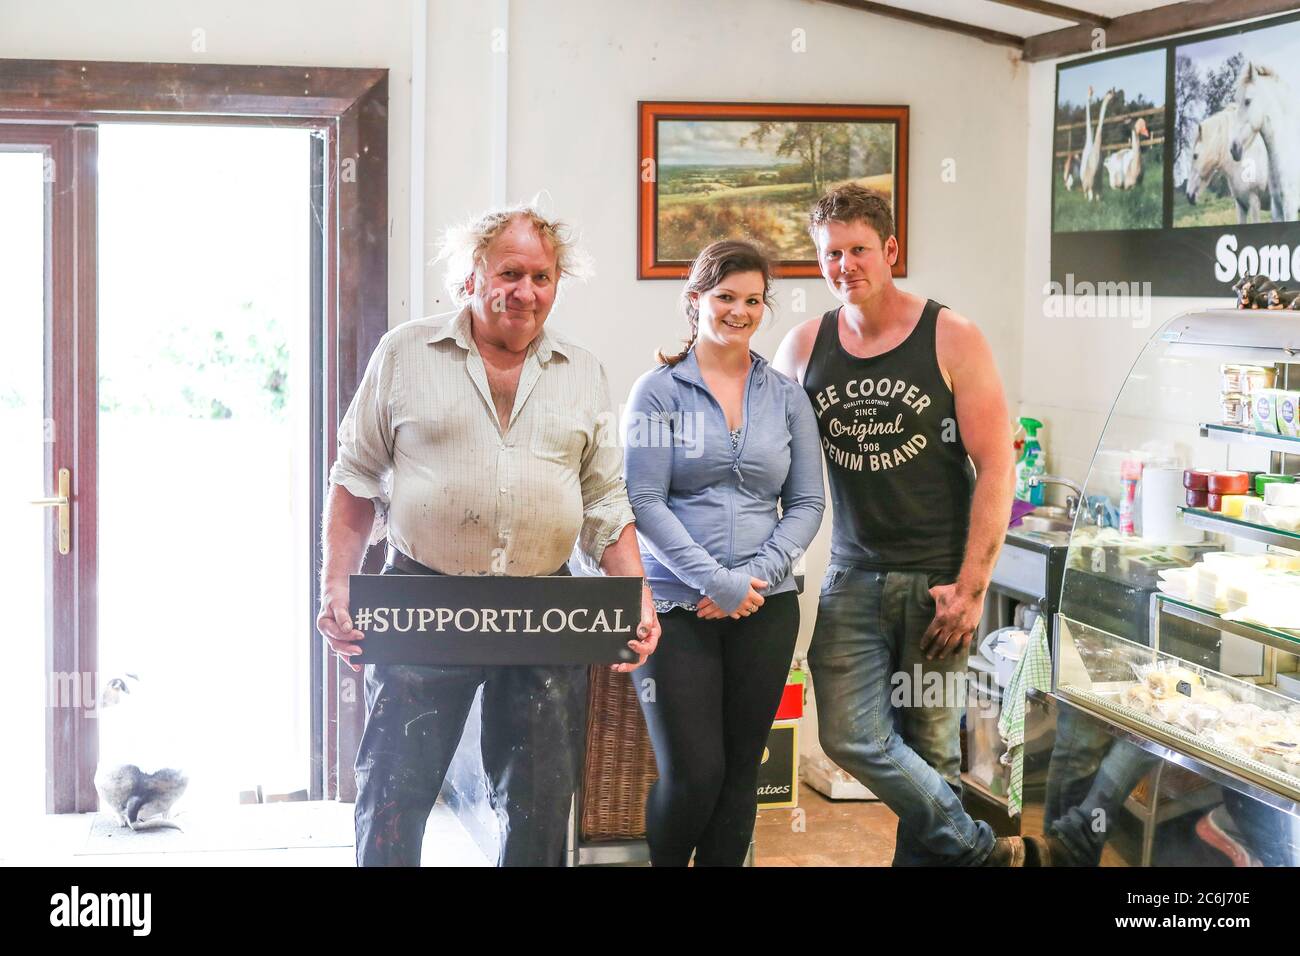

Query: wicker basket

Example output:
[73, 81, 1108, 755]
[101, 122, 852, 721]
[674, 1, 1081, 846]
[580, 665, 659, 840]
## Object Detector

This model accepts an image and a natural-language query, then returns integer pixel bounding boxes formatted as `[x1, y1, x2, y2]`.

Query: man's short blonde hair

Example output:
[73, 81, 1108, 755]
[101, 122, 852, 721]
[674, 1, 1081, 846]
[436, 201, 591, 308]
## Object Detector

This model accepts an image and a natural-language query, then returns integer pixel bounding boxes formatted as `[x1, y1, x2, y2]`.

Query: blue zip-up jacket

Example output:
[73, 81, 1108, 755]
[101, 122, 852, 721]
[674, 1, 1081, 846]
[623, 348, 825, 615]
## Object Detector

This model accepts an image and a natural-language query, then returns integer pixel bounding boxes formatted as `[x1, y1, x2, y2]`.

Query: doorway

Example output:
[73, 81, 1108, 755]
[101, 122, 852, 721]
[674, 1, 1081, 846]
[0, 58, 389, 834]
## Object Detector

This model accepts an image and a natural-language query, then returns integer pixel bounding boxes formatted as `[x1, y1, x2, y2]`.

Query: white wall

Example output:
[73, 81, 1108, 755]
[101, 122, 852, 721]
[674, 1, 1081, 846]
[3, 0, 1030, 757]
[421, 0, 1030, 681]
[0, 0, 415, 329]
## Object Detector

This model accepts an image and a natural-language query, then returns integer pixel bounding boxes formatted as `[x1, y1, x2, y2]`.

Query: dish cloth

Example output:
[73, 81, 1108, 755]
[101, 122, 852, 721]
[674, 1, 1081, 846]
[997, 616, 1053, 816]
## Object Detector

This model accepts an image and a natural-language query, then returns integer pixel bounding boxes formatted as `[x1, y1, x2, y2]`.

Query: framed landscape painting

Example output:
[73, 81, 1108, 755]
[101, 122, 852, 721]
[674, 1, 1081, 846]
[638, 101, 909, 279]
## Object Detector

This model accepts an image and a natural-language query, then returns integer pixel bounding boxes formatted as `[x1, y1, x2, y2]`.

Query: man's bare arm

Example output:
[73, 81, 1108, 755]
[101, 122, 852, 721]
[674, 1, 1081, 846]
[948, 324, 1015, 599]
[317, 483, 378, 673]
[921, 311, 1014, 659]
[771, 318, 820, 385]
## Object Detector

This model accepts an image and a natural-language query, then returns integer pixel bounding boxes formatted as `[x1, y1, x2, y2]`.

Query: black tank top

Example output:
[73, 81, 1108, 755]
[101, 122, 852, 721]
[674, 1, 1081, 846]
[803, 299, 974, 573]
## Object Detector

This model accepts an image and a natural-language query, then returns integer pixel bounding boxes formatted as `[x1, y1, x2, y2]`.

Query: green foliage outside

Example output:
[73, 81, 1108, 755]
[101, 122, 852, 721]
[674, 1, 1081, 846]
[98, 301, 290, 420]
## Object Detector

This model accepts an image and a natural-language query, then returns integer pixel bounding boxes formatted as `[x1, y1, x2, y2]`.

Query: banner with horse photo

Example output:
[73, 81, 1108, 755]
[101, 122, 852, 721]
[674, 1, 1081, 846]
[1050, 11, 1300, 297]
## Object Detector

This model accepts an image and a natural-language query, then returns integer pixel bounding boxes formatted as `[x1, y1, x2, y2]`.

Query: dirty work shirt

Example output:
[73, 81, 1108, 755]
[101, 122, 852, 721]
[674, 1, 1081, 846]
[329, 306, 635, 575]
[802, 299, 973, 573]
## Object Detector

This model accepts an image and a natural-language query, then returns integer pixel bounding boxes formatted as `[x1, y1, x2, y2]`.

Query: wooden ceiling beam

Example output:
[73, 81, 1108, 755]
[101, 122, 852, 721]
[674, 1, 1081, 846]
[985, 1, 1110, 27]
[1023, 0, 1300, 62]
[818, 0, 1025, 50]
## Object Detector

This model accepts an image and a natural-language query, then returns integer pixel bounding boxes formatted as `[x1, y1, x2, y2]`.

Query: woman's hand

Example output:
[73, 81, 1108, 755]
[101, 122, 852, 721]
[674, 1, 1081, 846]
[698, 577, 768, 619]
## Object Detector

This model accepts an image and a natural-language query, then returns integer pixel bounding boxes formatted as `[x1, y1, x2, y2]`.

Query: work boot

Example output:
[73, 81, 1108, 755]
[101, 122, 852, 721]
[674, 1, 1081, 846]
[981, 834, 1054, 866]
[981, 836, 1026, 866]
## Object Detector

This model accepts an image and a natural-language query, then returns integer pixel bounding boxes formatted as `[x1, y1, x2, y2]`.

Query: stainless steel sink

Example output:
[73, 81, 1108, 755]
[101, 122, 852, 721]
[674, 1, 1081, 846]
[1019, 516, 1073, 533]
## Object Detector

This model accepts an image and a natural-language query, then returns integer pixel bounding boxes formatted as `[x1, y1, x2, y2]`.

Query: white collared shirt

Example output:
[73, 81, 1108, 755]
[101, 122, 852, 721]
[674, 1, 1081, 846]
[329, 307, 634, 575]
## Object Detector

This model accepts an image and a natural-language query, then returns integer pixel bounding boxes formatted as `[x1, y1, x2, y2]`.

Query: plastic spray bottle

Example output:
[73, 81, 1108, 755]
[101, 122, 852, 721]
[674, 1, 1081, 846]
[1015, 417, 1046, 506]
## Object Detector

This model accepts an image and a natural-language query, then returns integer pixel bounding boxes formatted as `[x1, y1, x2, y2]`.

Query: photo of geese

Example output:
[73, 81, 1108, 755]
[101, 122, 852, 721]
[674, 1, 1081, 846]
[1053, 48, 1166, 233]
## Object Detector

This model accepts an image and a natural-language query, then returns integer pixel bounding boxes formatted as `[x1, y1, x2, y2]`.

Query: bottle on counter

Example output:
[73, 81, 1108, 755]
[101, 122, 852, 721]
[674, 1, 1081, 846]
[1014, 417, 1046, 506]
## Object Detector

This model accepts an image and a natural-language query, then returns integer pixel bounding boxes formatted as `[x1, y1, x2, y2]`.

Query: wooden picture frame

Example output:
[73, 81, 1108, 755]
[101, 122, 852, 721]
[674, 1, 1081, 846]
[638, 100, 908, 279]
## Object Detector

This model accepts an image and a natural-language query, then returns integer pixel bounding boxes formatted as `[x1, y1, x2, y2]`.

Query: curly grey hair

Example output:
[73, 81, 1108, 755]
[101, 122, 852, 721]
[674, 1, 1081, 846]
[435, 200, 592, 308]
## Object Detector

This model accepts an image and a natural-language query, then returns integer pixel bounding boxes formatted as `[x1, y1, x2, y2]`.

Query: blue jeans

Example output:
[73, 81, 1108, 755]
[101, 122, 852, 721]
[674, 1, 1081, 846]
[809, 565, 996, 866]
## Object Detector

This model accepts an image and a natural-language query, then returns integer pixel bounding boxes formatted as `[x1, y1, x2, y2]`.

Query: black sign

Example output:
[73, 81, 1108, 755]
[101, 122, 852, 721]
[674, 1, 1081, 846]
[348, 574, 642, 666]
[757, 721, 799, 810]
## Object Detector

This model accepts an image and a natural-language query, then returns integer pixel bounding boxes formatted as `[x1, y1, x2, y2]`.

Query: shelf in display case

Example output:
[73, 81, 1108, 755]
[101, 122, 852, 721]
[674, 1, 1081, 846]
[1055, 683, 1300, 804]
[1154, 592, 1300, 654]
[1200, 423, 1300, 456]
[1178, 506, 1300, 551]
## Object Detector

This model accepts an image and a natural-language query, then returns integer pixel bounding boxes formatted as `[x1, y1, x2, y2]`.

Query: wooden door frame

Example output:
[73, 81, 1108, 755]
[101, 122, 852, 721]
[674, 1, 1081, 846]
[0, 59, 388, 810]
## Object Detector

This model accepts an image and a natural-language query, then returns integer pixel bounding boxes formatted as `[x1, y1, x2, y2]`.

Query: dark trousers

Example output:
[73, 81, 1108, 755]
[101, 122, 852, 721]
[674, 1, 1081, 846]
[353, 558, 587, 867]
[635, 592, 800, 866]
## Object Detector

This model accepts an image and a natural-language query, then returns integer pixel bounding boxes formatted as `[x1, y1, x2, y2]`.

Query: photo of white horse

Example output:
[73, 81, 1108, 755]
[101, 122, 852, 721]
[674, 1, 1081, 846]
[1174, 22, 1300, 226]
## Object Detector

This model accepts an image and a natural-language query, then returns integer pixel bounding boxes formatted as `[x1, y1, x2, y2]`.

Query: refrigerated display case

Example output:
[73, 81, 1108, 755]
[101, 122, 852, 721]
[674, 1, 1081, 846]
[1021, 309, 1300, 866]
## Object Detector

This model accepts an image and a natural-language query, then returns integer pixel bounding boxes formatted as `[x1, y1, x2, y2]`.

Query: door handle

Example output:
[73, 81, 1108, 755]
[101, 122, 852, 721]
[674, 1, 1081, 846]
[30, 466, 71, 555]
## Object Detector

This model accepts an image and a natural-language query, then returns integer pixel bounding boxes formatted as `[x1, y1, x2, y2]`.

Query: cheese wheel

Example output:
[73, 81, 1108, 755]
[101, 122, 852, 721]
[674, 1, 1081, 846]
[1208, 493, 1223, 511]
[1186, 488, 1209, 508]
[1208, 471, 1251, 495]
[1264, 482, 1300, 507]
[1183, 469, 1211, 491]
[1257, 473, 1297, 497]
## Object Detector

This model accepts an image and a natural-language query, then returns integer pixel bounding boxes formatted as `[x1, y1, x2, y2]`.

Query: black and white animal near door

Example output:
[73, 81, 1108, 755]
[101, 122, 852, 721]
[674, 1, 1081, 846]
[348, 574, 642, 666]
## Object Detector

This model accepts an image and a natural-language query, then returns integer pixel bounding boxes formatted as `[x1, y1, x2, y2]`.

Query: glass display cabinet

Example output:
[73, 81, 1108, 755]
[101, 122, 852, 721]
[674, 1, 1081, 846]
[1022, 309, 1300, 866]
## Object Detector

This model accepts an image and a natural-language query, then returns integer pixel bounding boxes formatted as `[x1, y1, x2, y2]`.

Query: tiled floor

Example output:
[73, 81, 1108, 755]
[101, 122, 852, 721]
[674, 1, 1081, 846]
[754, 789, 898, 866]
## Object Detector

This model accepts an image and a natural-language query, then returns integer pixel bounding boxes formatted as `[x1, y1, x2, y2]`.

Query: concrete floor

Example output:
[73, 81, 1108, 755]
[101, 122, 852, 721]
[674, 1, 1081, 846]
[0, 799, 489, 867]
[1, 790, 902, 867]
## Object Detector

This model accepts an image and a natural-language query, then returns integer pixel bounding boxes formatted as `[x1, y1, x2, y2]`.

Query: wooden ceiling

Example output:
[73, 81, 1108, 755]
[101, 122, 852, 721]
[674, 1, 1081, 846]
[819, 0, 1300, 61]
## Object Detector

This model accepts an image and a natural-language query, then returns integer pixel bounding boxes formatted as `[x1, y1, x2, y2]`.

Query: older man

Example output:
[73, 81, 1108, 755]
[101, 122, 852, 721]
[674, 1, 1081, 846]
[317, 204, 660, 867]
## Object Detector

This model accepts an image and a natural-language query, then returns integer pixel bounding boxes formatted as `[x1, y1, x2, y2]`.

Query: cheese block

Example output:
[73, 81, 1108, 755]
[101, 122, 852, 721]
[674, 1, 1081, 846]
[1208, 471, 1251, 495]
[1208, 493, 1222, 511]
[1185, 488, 1208, 507]
[1264, 482, 1300, 507]
[1262, 505, 1300, 532]
[1201, 552, 1268, 569]
[1243, 499, 1268, 523]
[1267, 553, 1300, 571]
[1220, 494, 1252, 518]
[1183, 469, 1211, 491]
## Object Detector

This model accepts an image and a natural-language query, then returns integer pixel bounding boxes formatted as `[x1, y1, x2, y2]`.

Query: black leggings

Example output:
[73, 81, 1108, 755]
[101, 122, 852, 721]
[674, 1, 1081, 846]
[636, 592, 800, 866]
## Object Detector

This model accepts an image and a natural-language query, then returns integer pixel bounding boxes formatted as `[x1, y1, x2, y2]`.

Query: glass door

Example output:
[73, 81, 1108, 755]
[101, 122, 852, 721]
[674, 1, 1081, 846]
[0, 124, 95, 829]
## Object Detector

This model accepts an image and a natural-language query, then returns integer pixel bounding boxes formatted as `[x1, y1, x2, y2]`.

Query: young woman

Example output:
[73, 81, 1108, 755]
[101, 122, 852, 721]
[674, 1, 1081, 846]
[623, 240, 824, 866]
